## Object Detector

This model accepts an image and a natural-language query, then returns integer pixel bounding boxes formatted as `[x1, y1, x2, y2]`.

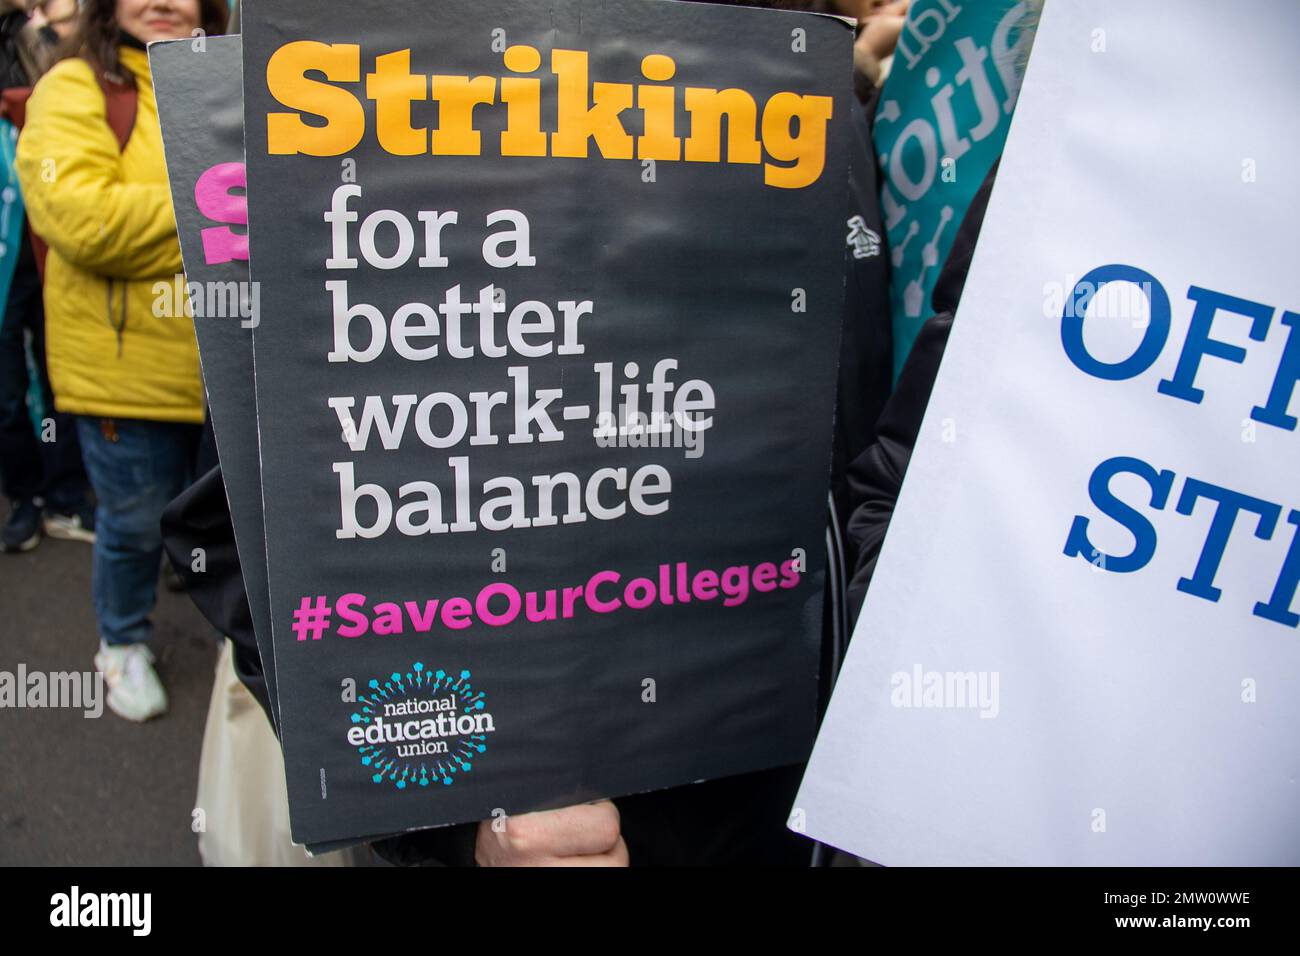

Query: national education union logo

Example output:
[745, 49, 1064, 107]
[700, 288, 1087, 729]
[345, 663, 495, 789]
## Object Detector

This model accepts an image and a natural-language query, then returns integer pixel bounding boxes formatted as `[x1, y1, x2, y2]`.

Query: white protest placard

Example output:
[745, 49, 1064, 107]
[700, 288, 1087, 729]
[794, 0, 1300, 865]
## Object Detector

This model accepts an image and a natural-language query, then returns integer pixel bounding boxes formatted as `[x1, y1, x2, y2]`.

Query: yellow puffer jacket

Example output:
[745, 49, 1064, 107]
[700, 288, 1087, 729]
[15, 45, 202, 423]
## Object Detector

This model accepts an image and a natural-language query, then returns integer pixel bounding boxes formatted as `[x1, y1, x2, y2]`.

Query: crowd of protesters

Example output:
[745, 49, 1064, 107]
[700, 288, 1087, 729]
[0, 0, 1036, 865]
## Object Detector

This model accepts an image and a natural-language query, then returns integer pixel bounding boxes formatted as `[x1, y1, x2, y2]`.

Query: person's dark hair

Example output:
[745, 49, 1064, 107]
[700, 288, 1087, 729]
[75, 0, 228, 83]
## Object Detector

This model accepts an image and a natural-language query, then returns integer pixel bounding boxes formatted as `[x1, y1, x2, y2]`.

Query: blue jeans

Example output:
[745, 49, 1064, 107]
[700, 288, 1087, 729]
[76, 417, 202, 646]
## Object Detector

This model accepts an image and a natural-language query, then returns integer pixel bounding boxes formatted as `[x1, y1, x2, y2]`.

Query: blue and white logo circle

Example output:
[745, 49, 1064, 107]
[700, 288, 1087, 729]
[346, 664, 494, 790]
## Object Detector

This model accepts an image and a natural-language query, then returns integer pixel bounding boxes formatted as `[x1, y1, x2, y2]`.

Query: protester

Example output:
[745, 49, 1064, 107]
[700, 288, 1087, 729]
[14, 0, 228, 721]
[26, 0, 80, 64]
[0, 0, 93, 553]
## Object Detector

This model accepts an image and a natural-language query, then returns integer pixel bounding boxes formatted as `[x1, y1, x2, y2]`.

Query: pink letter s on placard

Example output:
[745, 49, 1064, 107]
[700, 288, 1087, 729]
[195, 162, 248, 264]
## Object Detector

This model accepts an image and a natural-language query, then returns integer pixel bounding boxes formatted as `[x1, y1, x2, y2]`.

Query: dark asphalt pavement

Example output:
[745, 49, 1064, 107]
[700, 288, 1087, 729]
[0, 531, 219, 865]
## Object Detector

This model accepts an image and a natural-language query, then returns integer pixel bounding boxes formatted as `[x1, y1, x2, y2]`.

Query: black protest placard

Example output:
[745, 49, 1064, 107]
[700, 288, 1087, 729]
[150, 36, 280, 721]
[242, 0, 853, 845]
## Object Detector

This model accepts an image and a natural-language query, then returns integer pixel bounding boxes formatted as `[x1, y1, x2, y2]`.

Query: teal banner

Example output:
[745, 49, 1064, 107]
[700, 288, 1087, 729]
[875, 0, 1033, 376]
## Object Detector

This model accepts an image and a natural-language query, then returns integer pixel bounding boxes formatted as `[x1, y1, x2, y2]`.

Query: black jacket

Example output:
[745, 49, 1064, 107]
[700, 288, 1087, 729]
[830, 92, 894, 531]
[844, 162, 998, 620]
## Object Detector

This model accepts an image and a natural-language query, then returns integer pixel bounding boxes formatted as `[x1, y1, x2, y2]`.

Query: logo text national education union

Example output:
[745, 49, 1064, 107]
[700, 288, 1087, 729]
[346, 664, 494, 789]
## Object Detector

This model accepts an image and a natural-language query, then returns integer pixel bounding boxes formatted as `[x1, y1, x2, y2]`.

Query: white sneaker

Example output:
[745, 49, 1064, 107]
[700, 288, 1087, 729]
[94, 642, 168, 722]
[43, 510, 96, 544]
